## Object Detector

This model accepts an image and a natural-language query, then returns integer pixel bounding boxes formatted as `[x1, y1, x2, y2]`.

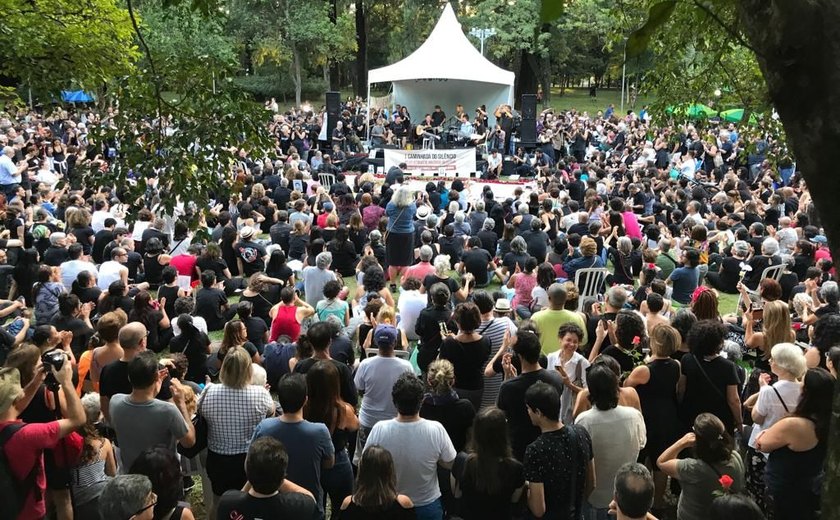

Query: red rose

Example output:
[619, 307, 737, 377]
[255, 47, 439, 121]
[632, 336, 641, 345]
[719, 474, 734, 490]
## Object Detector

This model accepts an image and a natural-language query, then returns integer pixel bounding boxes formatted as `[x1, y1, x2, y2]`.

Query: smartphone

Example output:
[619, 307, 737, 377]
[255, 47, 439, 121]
[751, 304, 764, 320]
[438, 322, 448, 336]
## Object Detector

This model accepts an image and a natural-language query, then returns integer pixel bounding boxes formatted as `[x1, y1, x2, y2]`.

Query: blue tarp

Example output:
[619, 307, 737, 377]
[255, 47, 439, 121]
[61, 90, 94, 103]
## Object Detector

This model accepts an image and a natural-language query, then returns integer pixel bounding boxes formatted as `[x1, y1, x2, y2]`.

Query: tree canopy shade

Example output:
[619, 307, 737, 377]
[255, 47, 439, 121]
[0, 0, 137, 93]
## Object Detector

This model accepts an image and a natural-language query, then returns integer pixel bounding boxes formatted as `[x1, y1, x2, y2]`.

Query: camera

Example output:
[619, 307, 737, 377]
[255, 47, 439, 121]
[42, 349, 65, 390]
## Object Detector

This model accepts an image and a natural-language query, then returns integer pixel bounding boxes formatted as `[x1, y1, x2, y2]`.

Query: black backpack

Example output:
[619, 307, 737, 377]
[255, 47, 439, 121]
[0, 423, 40, 517]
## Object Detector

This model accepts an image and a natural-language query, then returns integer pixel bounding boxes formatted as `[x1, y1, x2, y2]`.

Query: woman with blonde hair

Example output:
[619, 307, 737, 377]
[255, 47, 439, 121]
[88, 309, 129, 387]
[420, 360, 476, 452]
[743, 342, 806, 514]
[745, 300, 795, 371]
[624, 324, 682, 512]
[198, 347, 274, 514]
[385, 185, 417, 280]
[563, 235, 605, 281]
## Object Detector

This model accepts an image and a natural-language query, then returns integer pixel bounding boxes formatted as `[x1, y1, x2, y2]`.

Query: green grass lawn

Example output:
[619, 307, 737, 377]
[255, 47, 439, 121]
[546, 87, 655, 116]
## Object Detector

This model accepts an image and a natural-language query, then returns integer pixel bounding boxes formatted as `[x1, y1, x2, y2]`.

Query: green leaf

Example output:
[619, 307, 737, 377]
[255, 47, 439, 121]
[626, 1, 676, 57]
[541, 0, 565, 22]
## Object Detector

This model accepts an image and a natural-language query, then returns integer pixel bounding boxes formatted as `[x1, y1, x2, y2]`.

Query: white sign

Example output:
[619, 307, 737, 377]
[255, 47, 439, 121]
[384, 148, 477, 177]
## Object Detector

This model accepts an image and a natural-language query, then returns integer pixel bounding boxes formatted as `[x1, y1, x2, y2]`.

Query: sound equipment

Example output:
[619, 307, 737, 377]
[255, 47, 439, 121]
[502, 159, 515, 177]
[520, 94, 537, 148]
[325, 91, 341, 144]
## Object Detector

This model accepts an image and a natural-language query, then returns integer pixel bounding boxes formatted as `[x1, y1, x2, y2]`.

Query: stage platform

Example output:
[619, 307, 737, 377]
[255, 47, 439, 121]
[344, 174, 536, 201]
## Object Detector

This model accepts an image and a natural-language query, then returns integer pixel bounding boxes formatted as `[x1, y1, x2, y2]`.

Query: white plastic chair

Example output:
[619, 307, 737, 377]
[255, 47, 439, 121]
[736, 263, 786, 314]
[365, 348, 411, 360]
[318, 172, 336, 190]
[574, 268, 610, 311]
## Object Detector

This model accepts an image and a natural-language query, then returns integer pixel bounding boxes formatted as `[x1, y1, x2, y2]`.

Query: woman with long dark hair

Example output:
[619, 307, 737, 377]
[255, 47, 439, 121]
[757, 368, 833, 520]
[129, 447, 196, 520]
[327, 225, 359, 277]
[220, 225, 241, 276]
[451, 407, 525, 520]
[218, 319, 261, 364]
[97, 280, 133, 315]
[169, 314, 211, 384]
[304, 360, 359, 518]
[128, 290, 171, 353]
[12, 247, 40, 306]
[339, 445, 416, 519]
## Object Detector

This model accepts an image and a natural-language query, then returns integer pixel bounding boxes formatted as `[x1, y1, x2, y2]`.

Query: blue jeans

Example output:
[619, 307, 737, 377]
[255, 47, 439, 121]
[415, 498, 444, 520]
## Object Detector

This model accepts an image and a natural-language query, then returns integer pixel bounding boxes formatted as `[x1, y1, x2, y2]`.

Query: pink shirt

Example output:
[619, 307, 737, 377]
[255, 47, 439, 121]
[404, 262, 436, 282]
[2, 420, 61, 520]
[622, 211, 642, 240]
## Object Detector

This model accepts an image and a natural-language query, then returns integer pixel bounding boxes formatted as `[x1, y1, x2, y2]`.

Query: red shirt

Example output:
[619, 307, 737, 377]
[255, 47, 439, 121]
[170, 254, 198, 281]
[1, 420, 61, 520]
[270, 304, 301, 343]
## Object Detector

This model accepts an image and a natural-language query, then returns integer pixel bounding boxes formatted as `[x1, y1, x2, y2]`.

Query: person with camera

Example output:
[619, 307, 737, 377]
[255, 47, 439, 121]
[1, 346, 86, 520]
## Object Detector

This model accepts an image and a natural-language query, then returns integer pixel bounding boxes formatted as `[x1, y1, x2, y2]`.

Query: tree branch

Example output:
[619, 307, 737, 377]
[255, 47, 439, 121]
[125, 0, 164, 146]
[691, 0, 762, 58]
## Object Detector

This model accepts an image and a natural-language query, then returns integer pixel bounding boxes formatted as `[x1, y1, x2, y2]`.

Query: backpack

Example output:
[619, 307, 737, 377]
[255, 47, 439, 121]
[0, 423, 40, 518]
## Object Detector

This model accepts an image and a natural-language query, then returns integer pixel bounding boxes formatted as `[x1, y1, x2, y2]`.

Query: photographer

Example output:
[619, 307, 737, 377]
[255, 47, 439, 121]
[2, 346, 86, 520]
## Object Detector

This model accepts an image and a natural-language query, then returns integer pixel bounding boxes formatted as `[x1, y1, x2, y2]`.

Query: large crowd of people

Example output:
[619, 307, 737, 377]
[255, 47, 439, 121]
[0, 97, 835, 520]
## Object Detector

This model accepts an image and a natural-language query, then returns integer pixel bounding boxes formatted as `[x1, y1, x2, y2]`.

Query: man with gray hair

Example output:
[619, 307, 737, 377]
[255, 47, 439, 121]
[43, 232, 70, 266]
[405, 245, 436, 281]
[453, 211, 471, 238]
[654, 237, 678, 279]
[531, 283, 588, 353]
[99, 474, 155, 520]
[477, 217, 498, 258]
[302, 251, 338, 307]
[774, 216, 797, 255]
[0, 145, 25, 199]
[468, 200, 487, 236]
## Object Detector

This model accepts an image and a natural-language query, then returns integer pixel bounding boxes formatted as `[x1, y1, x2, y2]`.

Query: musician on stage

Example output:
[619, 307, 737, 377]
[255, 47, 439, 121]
[370, 117, 386, 148]
[393, 114, 410, 148]
[457, 114, 474, 141]
[431, 105, 446, 128]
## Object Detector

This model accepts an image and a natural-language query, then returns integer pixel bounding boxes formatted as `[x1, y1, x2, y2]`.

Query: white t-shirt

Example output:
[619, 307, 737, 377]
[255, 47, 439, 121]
[365, 418, 456, 507]
[97, 260, 126, 290]
[546, 351, 590, 425]
[397, 290, 427, 341]
[60, 259, 98, 289]
[487, 153, 502, 169]
[354, 356, 414, 427]
[748, 379, 801, 453]
[680, 158, 696, 179]
[576, 405, 647, 508]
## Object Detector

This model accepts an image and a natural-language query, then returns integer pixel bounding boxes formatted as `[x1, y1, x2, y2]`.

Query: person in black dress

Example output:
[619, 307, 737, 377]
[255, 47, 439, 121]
[707, 240, 750, 294]
[439, 303, 491, 410]
[623, 323, 682, 514]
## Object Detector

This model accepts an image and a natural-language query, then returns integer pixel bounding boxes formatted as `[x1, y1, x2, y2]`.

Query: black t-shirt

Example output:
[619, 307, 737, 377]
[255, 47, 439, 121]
[293, 357, 358, 407]
[497, 369, 565, 460]
[50, 314, 93, 358]
[125, 252, 143, 281]
[420, 399, 476, 452]
[217, 490, 317, 520]
[440, 336, 491, 391]
[422, 274, 460, 306]
[169, 330, 210, 384]
[73, 285, 102, 309]
[329, 334, 355, 367]
[680, 354, 740, 432]
[235, 240, 268, 276]
[243, 316, 269, 352]
[71, 226, 95, 254]
[0, 264, 14, 299]
[438, 236, 463, 266]
[524, 425, 593, 520]
[601, 345, 637, 375]
[195, 287, 228, 330]
[99, 359, 173, 400]
[43, 246, 70, 267]
[92, 229, 114, 264]
[452, 453, 525, 520]
[196, 256, 229, 280]
[502, 252, 530, 273]
[522, 230, 549, 261]
[415, 306, 457, 372]
[461, 248, 492, 285]
[476, 230, 498, 258]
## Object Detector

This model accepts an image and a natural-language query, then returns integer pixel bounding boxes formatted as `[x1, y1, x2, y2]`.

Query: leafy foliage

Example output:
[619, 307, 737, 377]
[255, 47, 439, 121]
[0, 0, 137, 94]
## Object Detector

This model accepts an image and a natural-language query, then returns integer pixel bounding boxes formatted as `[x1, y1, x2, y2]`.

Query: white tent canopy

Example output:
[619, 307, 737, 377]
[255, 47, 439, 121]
[367, 3, 515, 135]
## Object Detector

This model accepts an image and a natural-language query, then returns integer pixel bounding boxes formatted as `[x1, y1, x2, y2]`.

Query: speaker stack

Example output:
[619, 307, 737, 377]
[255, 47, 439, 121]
[325, 91, 341, 145]
[519, 94, 537, 150]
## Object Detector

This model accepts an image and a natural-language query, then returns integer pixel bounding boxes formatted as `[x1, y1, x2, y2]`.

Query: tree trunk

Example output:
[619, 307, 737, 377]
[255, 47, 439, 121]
[515, 49, 539, 106]
[354, 0, 367, 98]
[540, 53, 552, 107]
[292, 45, 302, 107]
[738, 2, 840, 516]
[328, 0, 339, 90]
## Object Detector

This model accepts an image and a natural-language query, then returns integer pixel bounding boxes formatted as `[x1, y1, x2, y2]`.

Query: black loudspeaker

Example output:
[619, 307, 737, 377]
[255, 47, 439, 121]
[520, 94, 537, 148]
[325, 91, 341, 144]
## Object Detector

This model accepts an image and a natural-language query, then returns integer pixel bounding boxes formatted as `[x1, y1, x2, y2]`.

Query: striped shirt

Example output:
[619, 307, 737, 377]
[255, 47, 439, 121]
[479, 316, 517, 409]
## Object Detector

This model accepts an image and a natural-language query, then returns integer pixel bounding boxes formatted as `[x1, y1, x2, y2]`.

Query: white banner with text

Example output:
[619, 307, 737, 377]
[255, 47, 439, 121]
[383, 148, 477, 177]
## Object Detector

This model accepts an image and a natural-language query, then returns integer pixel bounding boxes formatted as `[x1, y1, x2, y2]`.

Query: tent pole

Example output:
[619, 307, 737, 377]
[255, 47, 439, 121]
[366, 82, 371, 146]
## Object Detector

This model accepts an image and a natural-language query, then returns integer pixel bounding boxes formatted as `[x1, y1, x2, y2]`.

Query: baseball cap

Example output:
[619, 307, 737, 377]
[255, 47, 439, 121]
[0, 368, 23, 414]
[239, 226, 256, 240]
[373, 324, 398, 348]
[323, 202, 334, 212]
[812, 235, 828, 245]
